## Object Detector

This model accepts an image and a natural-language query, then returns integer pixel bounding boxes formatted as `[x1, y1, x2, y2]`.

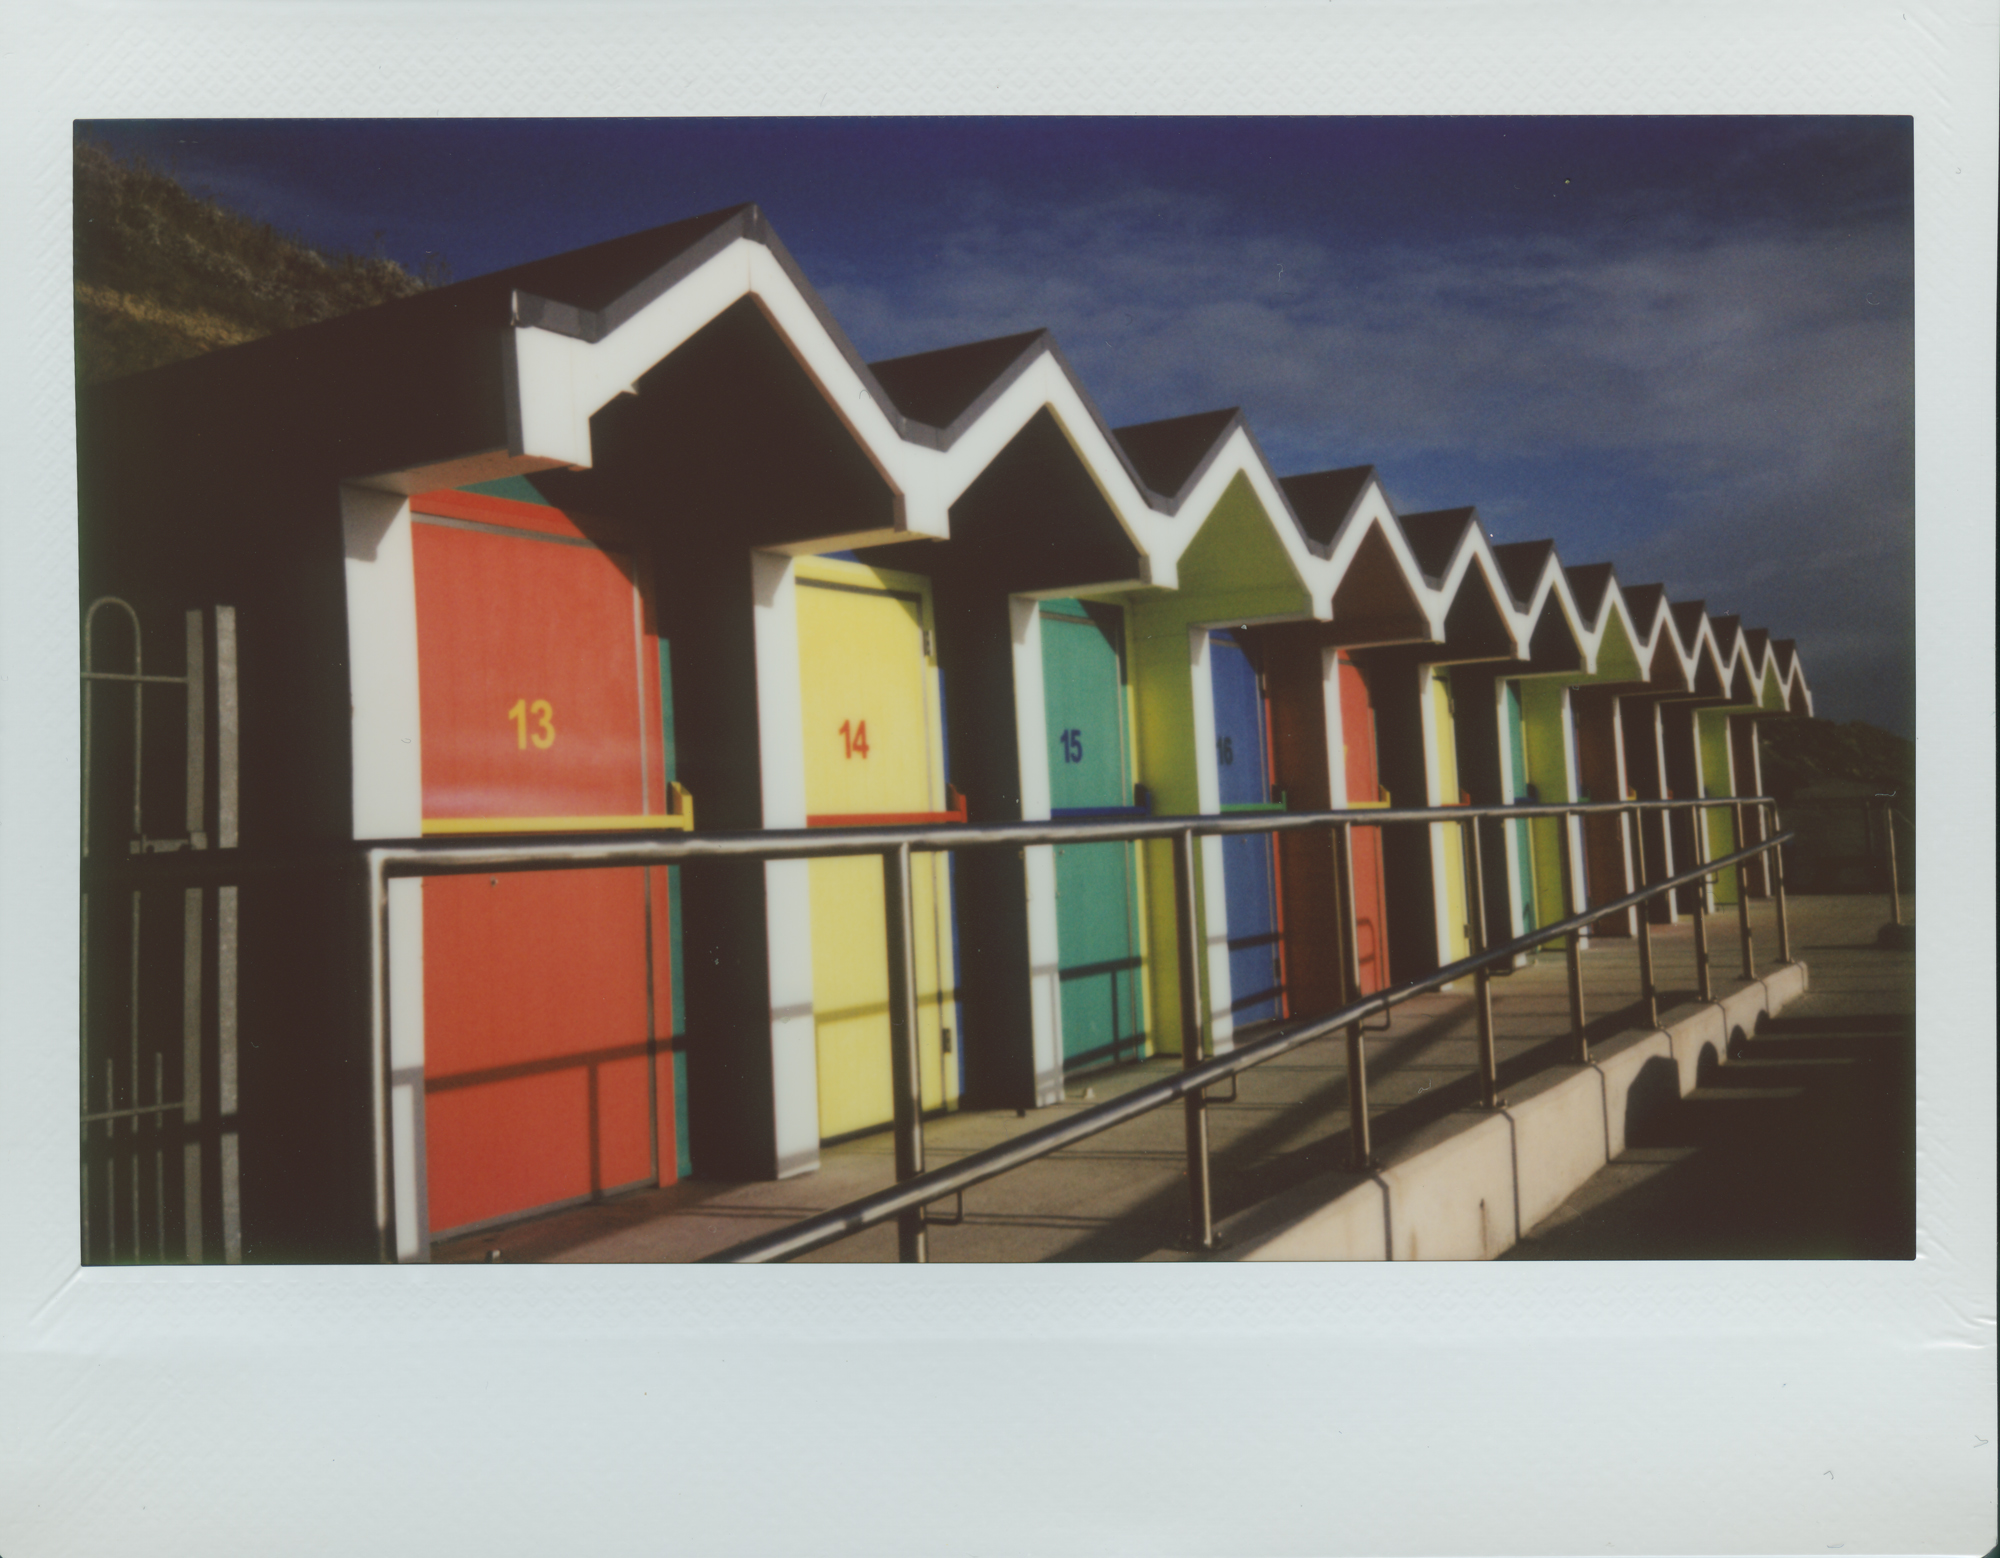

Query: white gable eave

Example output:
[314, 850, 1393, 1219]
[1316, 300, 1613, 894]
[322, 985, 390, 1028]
[1186, 428, 1334, 619]
[1316, 483, 1442, 636]
[506, 234, 939, 542]
[1438, 534, 1532, 660]
[919, 351, 1174, 588]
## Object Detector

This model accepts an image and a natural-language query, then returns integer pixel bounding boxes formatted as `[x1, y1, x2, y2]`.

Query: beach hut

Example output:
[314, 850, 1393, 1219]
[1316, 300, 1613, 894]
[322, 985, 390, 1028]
[1341, 509, 1527, 981]
[1075, 410, 1336, 1055]
[80, 206, 1004, 1254]
[1243, 467, 1436, 1010]
[833, 330, 1182, 1111]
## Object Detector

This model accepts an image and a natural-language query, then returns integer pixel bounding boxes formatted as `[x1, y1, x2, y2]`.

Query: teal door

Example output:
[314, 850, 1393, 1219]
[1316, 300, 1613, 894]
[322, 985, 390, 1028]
[1505, 682, 1537, 934]
[1041, 601, 1145, 1072]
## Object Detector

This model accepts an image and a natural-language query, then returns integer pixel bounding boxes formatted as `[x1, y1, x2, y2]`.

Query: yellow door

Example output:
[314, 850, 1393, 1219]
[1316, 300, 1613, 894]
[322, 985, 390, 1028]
[795, 558, 959, 1140]
[1430, 669, 1469, 962]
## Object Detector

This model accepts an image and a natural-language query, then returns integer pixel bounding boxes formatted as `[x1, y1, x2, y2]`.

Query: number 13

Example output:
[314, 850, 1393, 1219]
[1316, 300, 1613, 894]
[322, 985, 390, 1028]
[508, 698, 556, 750]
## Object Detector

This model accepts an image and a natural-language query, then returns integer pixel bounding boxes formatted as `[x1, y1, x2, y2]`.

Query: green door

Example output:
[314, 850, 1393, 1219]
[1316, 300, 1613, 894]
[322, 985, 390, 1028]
[1041, 601, 1146, 1072]
[1505, 681, 1537, 934]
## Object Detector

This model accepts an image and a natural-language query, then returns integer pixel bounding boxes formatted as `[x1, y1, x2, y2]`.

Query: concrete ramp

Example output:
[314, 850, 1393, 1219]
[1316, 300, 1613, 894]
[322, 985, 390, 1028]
[1219, 961, 1810, 1260]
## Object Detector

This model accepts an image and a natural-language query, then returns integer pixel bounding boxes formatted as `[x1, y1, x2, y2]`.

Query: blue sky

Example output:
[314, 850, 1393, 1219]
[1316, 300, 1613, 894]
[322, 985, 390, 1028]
[78, 117, 1915, 734]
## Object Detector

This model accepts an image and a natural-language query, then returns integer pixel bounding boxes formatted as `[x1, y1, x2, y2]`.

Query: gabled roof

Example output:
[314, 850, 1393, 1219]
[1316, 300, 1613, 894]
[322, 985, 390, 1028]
[1112, 408, 1245, 505]
[1491, 540, 1554, 612]
[1398, 508, 1480, 585]
[1622, 582, 1667, 623]
[1564, 562, 1617, 625]
[869, 331, 1049, 437]
[1278, 465, 1378, 550]
[87, 195, 1810, 705]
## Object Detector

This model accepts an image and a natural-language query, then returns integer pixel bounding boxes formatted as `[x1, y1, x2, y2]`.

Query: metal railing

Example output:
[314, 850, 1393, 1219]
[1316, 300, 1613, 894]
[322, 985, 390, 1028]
[93, 792, 1796, 1263]
[360, 795, 1792, 1263]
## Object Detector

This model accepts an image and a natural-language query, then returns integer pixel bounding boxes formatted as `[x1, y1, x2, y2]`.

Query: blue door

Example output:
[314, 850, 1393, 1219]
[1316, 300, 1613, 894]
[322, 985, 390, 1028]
[1209, 632, 1284, 1027]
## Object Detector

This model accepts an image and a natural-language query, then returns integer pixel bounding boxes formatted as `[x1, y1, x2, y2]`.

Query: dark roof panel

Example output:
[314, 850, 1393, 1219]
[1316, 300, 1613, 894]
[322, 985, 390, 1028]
[1112, 408, 1242, 501]
[1397, 508, 1478, 582]
[1745, 627, 1771, 661]
[1564, 561, 1616, 623]
[1278, 465, 1377, 549]
[1671, 600, 1709, 643]
[501, 205, 755, 326]
[869, 330, 1049, 431]
[1623, 583, 1667, 628]
[1491, 539, 1555, 605]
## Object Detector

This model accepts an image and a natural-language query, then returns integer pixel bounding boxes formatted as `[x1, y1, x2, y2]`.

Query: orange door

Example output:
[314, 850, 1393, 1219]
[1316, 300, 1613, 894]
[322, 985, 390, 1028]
[410, 491, 676, 1239]
[1338, 653, 1392, 995]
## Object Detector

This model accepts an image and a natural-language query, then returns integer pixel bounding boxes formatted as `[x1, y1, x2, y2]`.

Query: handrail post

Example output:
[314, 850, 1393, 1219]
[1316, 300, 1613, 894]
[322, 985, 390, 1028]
[1767, 802, 1793, 964]
[1629, 806, 1659, 1028]
[1881, 797, 1904, 927]
[1733, 802, 1755, 978]
[1173, 827, 1217, 1251]
[883, 843, 927, 1263]
[1690, 802, 1713, 1003]
[1464, 816, 1499, 1109]
[1556, 806, 1587, 1065]
[1333, 821, 1374, 1170]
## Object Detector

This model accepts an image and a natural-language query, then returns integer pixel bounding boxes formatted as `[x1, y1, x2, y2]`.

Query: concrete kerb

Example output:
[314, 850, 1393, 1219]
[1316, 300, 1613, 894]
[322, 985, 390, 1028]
[1218, 960, 1812, 1260]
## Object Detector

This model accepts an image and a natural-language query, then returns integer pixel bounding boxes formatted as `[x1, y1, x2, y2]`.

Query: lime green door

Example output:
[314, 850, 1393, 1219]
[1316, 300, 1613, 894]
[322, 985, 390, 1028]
[1430, 668, 1470, 963]
[1041, 601, 1146, 1071]
[1504, 681, 1537, 934]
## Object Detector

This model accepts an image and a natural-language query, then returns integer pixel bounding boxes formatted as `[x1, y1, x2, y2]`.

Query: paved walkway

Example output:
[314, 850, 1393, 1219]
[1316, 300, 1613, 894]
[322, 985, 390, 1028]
[434, 893, 1910, 1263]
[1505, 893, 1916, 1259]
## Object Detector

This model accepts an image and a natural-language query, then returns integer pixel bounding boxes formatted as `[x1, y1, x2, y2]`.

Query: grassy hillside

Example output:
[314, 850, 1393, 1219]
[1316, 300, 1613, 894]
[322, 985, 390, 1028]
[74, 139, 439, 385]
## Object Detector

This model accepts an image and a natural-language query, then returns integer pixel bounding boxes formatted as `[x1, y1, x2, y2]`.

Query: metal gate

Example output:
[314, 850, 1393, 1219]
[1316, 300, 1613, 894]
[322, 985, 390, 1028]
[80, 597, 240, 1264]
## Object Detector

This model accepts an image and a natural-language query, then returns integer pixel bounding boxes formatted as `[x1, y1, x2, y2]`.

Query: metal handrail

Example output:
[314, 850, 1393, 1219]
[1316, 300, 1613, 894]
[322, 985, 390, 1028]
[85, 791, 1794, 1263]
[89, 794, 1771, 884]
[698, 824, 1794, 1263]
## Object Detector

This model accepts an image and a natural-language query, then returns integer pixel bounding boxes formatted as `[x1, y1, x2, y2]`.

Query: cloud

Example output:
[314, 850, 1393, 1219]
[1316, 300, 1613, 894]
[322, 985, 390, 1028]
[819, 181, 1914, 730]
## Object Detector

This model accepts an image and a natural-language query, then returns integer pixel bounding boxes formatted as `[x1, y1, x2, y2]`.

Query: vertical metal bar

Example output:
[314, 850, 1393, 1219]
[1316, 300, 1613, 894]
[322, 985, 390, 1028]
[882, 844, 928, 1263]
[1464, 817, 1498, 1110]
[130, 625, 145, 845]
[80, 889, 91, 1264]
[215, 606, 239, 850]
[1733, 803, 1755, 979]
[153, 1050, 166, 1262]
[127, 888, 140, 1256]
[367, 859, 395, 1265]
[184, 610, 206, 846]
[182, 885, 204, 1263]
[1556, 808, 1587, 1065]
[1690, 804, 1713, 1003]
[642, 867, 660, 1189]
[1333, 821, 1373, 1169]
[1881, 799, 1904, 927]
[82, 628, 95, 863]
[1630, 808, 1659, 1028]
[1172, 827, 1216, 1250]
[218, 883, 241, 1264]
[105, 1058, 117, 1260]
[1767, 803, 1792, 965]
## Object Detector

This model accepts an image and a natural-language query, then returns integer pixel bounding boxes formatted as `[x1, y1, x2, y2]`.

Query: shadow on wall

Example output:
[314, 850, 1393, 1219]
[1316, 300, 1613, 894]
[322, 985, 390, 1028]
[1623, 1054, 1684, 1149]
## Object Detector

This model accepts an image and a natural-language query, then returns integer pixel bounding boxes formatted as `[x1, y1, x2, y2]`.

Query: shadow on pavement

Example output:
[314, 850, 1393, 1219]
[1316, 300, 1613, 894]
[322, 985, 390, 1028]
[1505, 1011, 1915, 1260]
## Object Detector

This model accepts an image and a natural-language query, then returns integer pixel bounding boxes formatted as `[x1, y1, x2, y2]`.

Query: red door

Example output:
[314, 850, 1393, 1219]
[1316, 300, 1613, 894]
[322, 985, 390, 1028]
[411, 490, 676, 1239]
[1338, 653, 1392, 996]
